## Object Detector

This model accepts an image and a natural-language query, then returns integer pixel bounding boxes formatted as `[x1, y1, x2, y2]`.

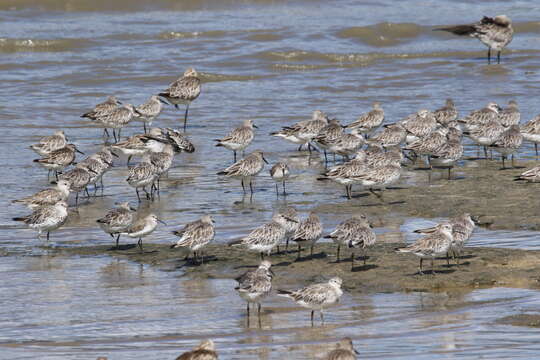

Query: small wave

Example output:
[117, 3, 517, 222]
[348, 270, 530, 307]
[158, 30, 228, 40]
[0, 38, 91, 53]
[337, 22, 424, 47]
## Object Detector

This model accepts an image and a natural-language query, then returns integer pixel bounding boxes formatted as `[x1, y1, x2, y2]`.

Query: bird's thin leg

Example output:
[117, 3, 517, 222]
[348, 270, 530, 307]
[275, 183, 279, 197]
[143, 122, 147, 134]
[419, 258, 423, 275]
[431, 258, 435, 275]
[118, 128, 122, 141]
[75, 192, 79, 207]
[183, 103, 190, 132]
[127, 155, 132, 167]
[47, 170, 51, 181]
[115, 234, 120, 249]
[511, 154, 515, 168]
[257, 303, 261, 317]
[260, 252, 264, 260]
[282, 181, 286, 195]
[297, 144, 303, 151]
[296, 243, 302, 260]
[136, 188, 141, 202]
[85, 187, 90, 198]
[47, 232, 50, 241]
[233, 151, 237, 163]
[502, 156, 506, 169]
[497, 51, 501, 64]
[249, 179, 254, 194]
[247, 302, 250, 318]
[320, 310, 324, 324]
[446, 252, 450, 266]
[336, 244, 340, 262]
[138, 238, 143, 252]
[484, 146, 488, 160]
[310, 245, 314, 258]
[310, 310, 314, 326]
[241, 178, 246, 193]
[448, 167, 452, 180]
[363, 249, 367, 265]
[536, 143, 538, 157]
[285, 237, 289, 252]
[487, 48, 491, 64]
[350, 251, 355, 271]
[112, 129, 117, 143]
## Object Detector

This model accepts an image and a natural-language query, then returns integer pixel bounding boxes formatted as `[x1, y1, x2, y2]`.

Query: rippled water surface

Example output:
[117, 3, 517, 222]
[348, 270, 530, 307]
[2, 0, 540, 358]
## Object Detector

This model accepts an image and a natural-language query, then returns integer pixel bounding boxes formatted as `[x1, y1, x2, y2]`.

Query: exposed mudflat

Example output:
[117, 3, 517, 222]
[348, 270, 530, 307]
[497, 314, 540, 328]
[51, 242, 540, 293]
[312, 157, 540, 232]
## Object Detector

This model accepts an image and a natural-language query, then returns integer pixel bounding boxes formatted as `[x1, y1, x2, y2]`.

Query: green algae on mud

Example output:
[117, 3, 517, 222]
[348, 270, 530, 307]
[49, 242, 540, 294]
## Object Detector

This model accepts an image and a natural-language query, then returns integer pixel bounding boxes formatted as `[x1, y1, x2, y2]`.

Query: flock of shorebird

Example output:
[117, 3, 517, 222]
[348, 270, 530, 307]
[8, 13, 530, 360]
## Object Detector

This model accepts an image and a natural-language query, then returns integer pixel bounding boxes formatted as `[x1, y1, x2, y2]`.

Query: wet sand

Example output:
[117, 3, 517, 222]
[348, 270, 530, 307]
[51, 241, 540, 294]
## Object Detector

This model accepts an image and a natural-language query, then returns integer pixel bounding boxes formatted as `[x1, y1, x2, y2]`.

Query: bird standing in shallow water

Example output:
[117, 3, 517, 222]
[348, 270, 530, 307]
[270, 162, 290, 196]
[214, 119, 257, 162]
[159, 67, 201, 132]
[235, 260, 273, 320]
[217, 150, 268, 195]
[434, 15, 513, 64]
[121, 214, 165, 252]
[278, 277, 343, 325]
[324, 338, 359, 360]
[171, 215, 215, 263]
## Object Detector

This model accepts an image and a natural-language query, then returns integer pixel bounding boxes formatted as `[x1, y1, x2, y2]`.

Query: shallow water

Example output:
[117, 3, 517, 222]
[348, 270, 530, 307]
[2, 0, 540, 358]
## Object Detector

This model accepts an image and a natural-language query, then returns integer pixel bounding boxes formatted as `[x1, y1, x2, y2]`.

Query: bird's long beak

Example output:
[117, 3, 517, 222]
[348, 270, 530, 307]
[75, 148, 85, 155]
[284, 216, 298, 223]
[253, 124, 259, 129]
[262, 155, 269, 164]
[129, 206, 137, 211]
[110, 150, 119, 157]
[354, 349, 360, 355]
[269, 268, 275, 276]
[134, 109, 143, 117]
[158, 97, 169, 105]
[158, 219, 167, 225]
[116, 100, 123, 105]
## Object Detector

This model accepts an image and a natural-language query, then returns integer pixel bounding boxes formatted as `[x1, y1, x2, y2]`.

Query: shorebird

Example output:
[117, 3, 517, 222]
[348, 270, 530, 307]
[396, 223, 454, 274]
[313, 118, 344, 162]
[434, 15, 513, 63]
[270, 162, 290, 196]
[97, 202, 136, 248]
[159, 67, 201, 131]
[277, 277, 343, 324]
[347, 215, 376, 271]
[214, 119, 257, 162]
[460, 102, 501, 132]
[326, 215, 376, 269]
[515, 165, 540, 183]
[430, 128, 464, 179]
[217, 150, 268, 195]
[12, 179, 71, 210]
[12, 201, 68, 241]
[499, 100, 520, 127]
[351, 162, 401, 202]
[404, 128, 448, 166]
[520, 115, 540, 155]
[402, 109, 438, 144]
[175, 339, 217, 360]
[465, 118, 505, 159]
[121, 213, 165, 252]
[414, 214, 476, 265]
[324, 338, 359, 360]
[59, 167, 93, 206]
[30, 130, 68, 157]
[345, 101, 384, 138]
[144, 140, 175, 194]
[279, 206, 300, 252]
[81, 95, 121, 137]
[292, 212, 323, 260]
[126, 156, 158, 202]
[228, 213, 296, 259]
[433, 99, 458, 126]
[370, 123, 407, 148]
[33, 144, 83, 181]
[135, 95, 166, 133]
[489, 124, 522, 168]
[318, 154, 369, 199]
[326, 129, 365, 160]
[161, 127, 196, 153]
[171, 215, 215, 263]
[234, 260, 273, 319]
[96, 104, 139, 142]
[111, 128, 163, 166]
[76, 152, 113, 196]
[270, 110, 329, 152]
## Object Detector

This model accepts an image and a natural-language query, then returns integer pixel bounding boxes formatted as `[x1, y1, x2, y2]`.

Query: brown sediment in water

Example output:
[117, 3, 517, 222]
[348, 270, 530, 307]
[497, 314, 540, 328]
[49, 242, 540, 294]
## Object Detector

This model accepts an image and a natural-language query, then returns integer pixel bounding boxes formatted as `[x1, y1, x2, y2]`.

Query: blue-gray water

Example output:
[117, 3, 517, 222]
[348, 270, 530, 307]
[2, 0, 540, 358]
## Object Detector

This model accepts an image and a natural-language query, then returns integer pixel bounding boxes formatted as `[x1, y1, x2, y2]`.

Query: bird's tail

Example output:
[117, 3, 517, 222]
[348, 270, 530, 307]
[433, 25, 476, 36]
[277, 289, 293, 297]
[228, 239, 243, 247]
